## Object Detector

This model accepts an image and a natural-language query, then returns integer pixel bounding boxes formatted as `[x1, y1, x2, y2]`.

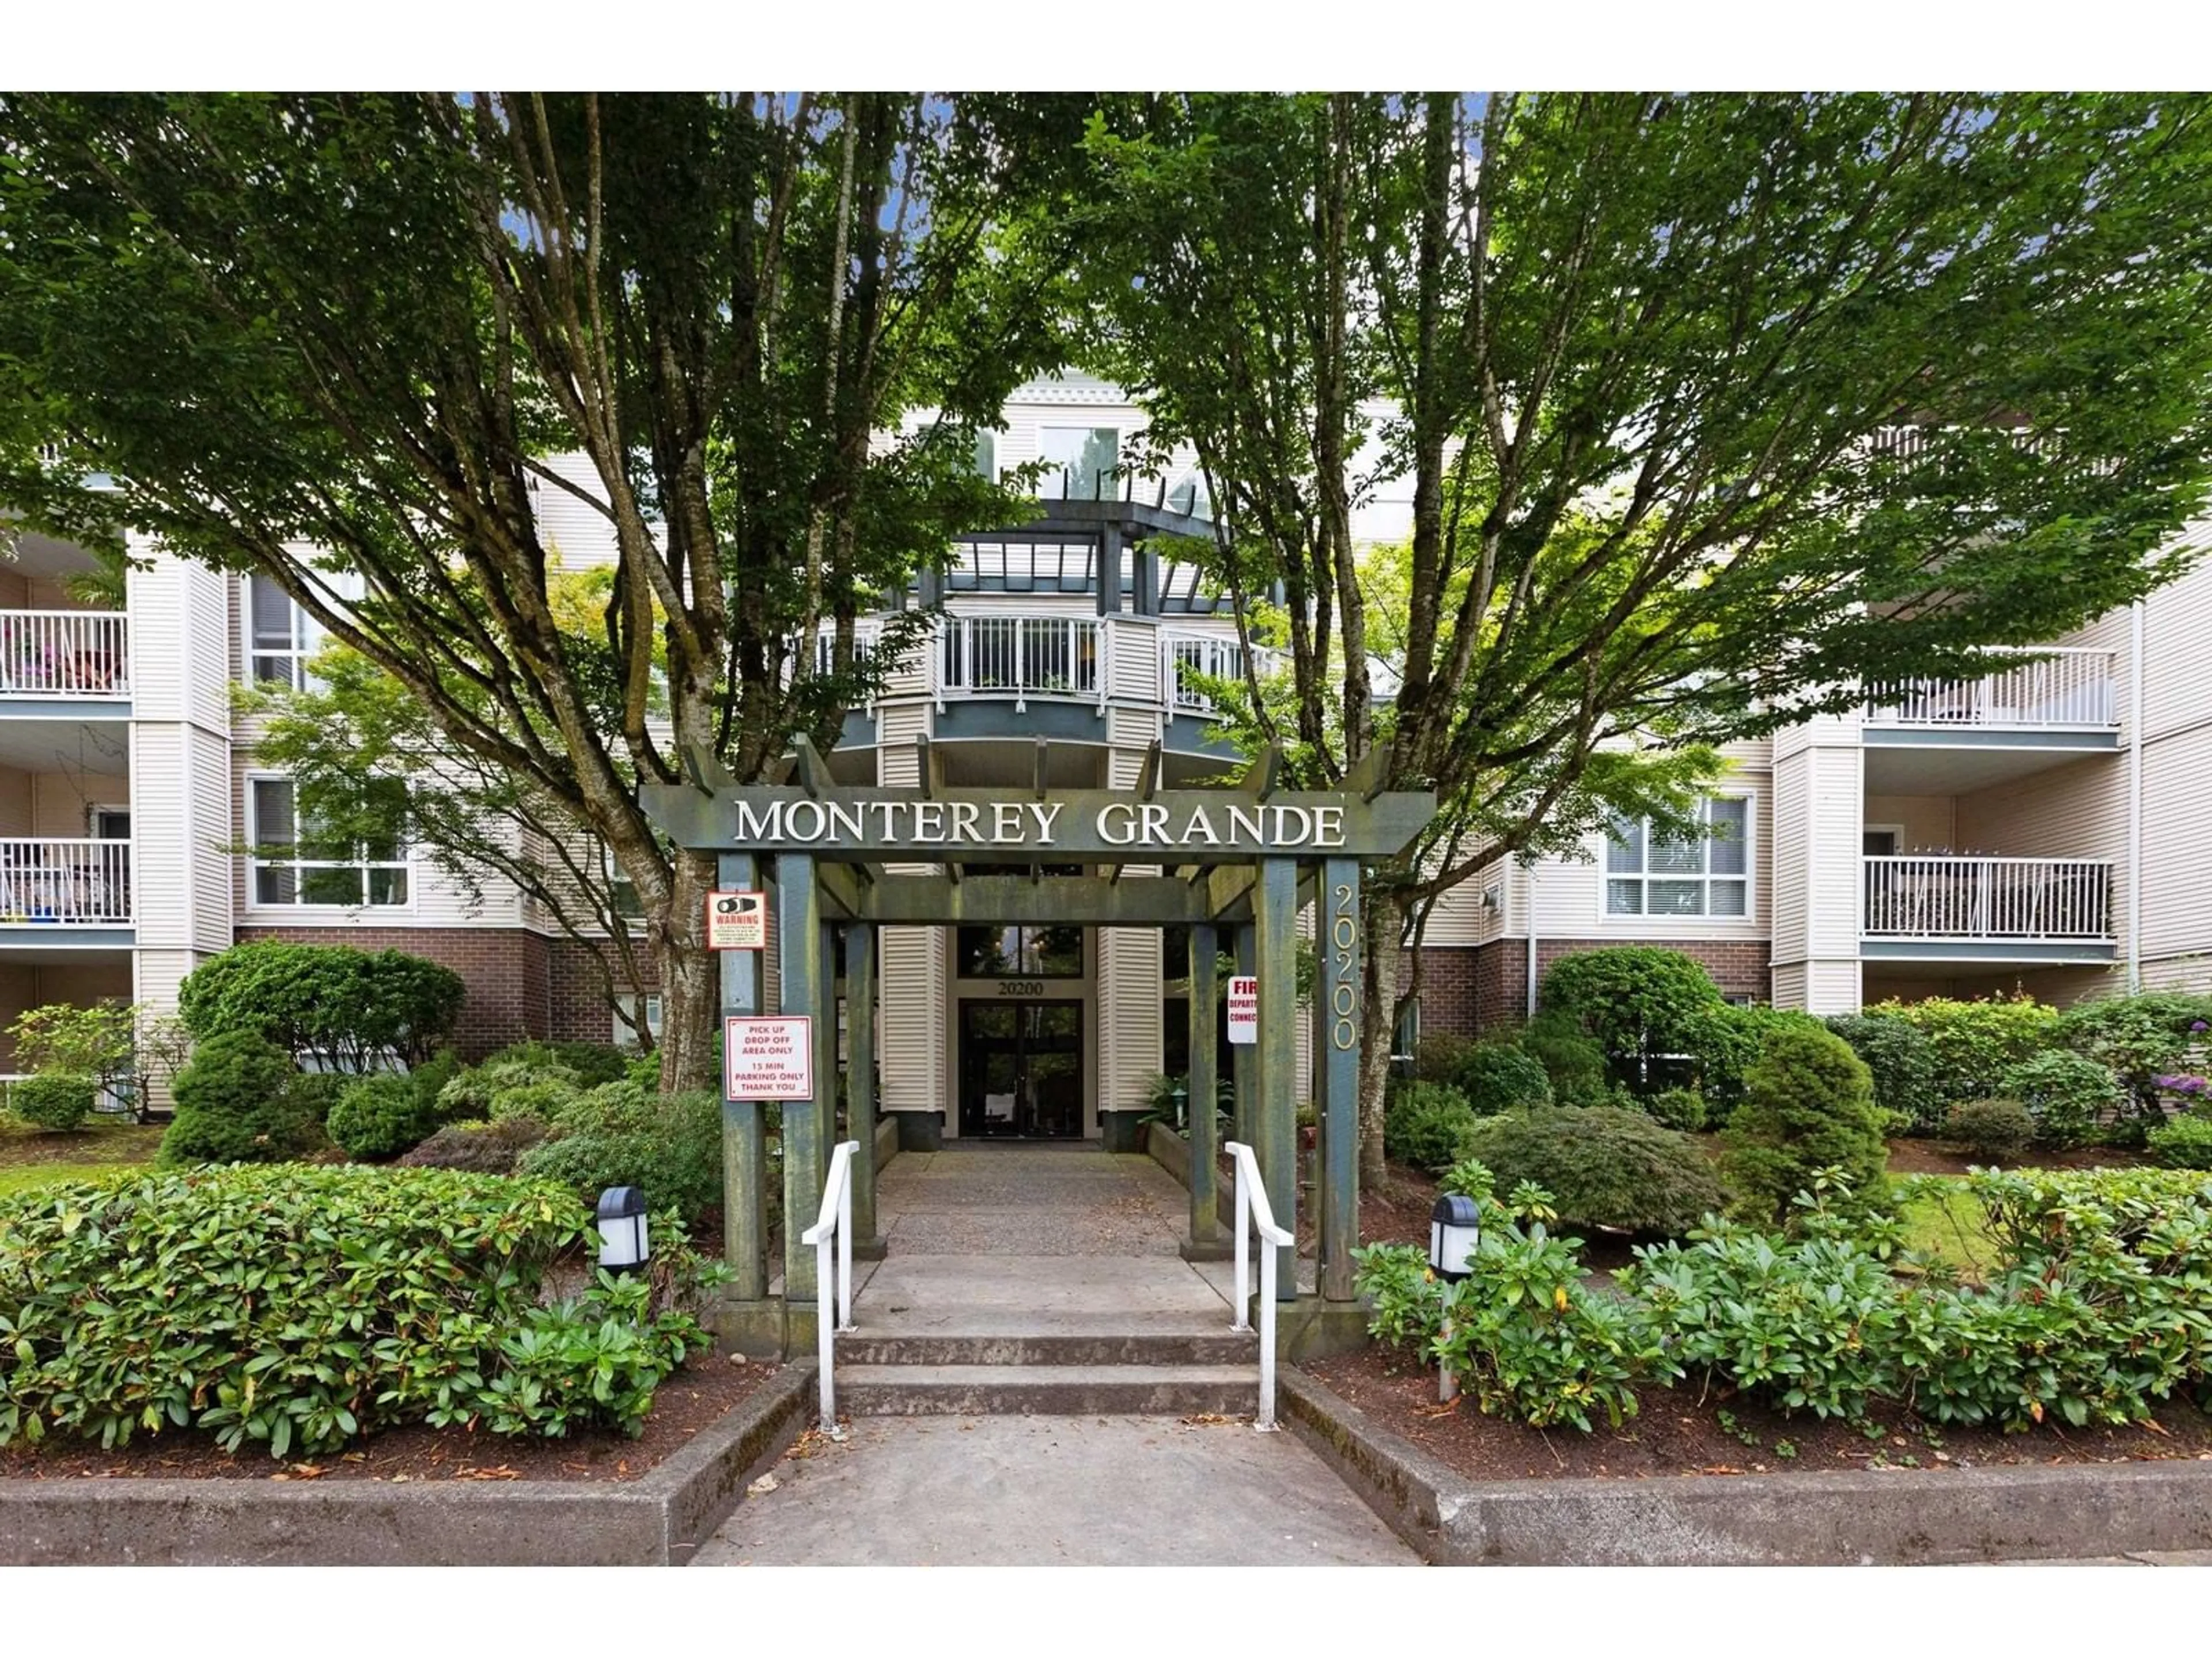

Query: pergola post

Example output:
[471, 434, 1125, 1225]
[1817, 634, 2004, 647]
[817, 919, 840, 1160]
[1255, 857, 1299, 1300]
[776, 851, 823, 1298]
[1184, 921, 1220, 1252]
[1320, 857, 1361, 1301]
[718, 851, 768, 1300]
[846, 922, 884, 1254]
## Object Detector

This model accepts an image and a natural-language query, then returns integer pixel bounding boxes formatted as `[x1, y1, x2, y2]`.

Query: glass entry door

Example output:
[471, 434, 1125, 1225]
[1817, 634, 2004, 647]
[959, 1001, 1085, 1139]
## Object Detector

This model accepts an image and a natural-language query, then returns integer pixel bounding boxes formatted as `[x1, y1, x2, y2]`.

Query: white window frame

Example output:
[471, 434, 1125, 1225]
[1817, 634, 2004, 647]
[1601, 794, 1755, 923]
[616, 992, 664, 1047]
[244, 573, 316, 690]
[1039, 424, 1123, 501]
[245, 772, 412, 911]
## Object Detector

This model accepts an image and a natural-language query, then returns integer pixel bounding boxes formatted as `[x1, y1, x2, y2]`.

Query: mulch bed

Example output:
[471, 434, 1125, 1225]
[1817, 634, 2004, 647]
[1307, 1346, 2212, 1483]
[0, 1353, 782, 1484]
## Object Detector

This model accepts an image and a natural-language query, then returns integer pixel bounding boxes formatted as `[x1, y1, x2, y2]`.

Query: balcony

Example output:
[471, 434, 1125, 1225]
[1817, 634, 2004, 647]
[0, 839, 134, 931]
[1163, 632, 1279, 714]
[1861, 854, 2113, 964]
[0, 611, 130, 703]
[935, 616, 1104, 711]
[1861, 647, 2119, 791]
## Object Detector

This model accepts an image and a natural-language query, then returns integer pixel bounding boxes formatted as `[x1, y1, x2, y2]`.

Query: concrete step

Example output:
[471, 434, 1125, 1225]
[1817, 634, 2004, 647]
[834, 1330, 1259, 1367]
[835, 1363, 1263, 1418]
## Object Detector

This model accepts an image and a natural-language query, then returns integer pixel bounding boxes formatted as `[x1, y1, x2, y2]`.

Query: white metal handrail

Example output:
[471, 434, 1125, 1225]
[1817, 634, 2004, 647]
[798, 1138, 861, 1436]
[0, 839, 133, 925]
[1161, 632, 1284, 715]
[1861, 855, 2113, 941]
[935, 614, 1103, 711]
[1863, 646, 2116, 729]
[0, 611, 130, 698]
[1224, 1139, 1294, 1432]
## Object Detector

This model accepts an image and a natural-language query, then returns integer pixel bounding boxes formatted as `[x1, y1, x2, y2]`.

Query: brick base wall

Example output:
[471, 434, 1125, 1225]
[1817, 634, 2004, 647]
[546, 937, 654, 1044]
[1402, 936, 1774, 1044]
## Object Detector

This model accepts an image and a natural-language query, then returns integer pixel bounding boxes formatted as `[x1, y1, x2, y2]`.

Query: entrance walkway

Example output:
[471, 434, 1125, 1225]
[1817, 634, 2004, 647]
[873, 1142, 1188, 1256]
[692, 1414, 1418, 1566]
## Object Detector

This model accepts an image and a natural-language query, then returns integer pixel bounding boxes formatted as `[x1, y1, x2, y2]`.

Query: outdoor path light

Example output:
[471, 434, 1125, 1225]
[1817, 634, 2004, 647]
[596, 1185, 651, 1272]
[1429, 1193, 1481, 1404]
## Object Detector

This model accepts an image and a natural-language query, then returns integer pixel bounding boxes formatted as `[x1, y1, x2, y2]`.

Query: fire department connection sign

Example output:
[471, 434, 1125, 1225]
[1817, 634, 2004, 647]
[725, 1016, 813, 1100]
[1226, 975, 1259, 1044]
[707, 890, 767, 951]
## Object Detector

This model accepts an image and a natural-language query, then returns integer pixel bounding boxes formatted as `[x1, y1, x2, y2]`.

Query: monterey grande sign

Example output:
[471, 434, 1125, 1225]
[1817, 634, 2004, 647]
[642, 784, 1436, 863]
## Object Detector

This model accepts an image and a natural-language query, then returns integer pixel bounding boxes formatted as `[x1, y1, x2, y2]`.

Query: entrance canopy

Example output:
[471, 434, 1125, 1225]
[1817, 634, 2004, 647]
[641, 737, 1434, 1338]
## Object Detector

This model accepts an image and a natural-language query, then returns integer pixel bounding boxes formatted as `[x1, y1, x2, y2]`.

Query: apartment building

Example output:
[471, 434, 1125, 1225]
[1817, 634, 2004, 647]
[5, 377, 2206, 1122]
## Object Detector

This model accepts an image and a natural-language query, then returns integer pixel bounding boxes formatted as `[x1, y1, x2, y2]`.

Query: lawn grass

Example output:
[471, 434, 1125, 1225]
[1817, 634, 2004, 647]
[1893, 1176, 2001, 1278]
[0, 1161, 147, 1199]
[0, 1118, 164, 1202]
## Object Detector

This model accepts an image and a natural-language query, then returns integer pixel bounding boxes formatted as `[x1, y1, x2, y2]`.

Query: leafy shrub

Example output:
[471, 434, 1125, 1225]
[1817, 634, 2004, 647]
[177, 941, 465, 1070]
[327, 1073, 440, 1161]
[483, 1039, 633, 1089]
[516, 1087, 727, 1230]
[1720, 1024, 1888, 1223]
[1624, 1198, 1907, 1422]
[1349, 1243, 1442, 1351]
[437, 1053, 586, 1124]
[1382, 1082, 1483, 1173]
[1824, 1013, 1944, 1134]
[0, 1164, 724, 1455]
[1539, 946, 1725, 1090]
[2053, 991, 2212, 1116]
[1410, 1032, 1475, 1086]
[1999, 1051, 2124, 1149]
[1514, 1011, 1613, 1108]
[1945, 1097, 2035, 1161]
[1450, 1043, 1553, 1116]
[1647, 1086, 1707, 1132]
[158, 1031, 320, 1166]
[1694, 1003, 1830, 1112]
[1463, 1107, 1724, 1235]
[1865, 995, 2057, 1108]
[2145, 1115, 2212, 1171]
[9, 1071, 96, 1131]
[399, 1116, 552, 1175]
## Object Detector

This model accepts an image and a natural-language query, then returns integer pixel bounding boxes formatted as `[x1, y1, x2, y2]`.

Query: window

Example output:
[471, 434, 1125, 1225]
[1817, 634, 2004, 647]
[247, 574, 312, 688]
[972, 429, 998, 482]
[615, 993, 663, 1047]
[1604, 797, 1749, 919]
[248, 777, 410, 907]
[957, 924, 1084, 978]
[1040, 426, 1120, 501]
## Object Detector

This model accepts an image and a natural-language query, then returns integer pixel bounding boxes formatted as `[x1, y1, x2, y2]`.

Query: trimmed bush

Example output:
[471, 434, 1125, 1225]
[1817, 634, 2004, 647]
[516, 1087, 728, 1230]
[1999, 1051, 2125, 1149]
[1382, 1081, 1483, 1173]
[1647, 1086, 1707, 1133]
[1450, 1043, 1554, 1116]
[177, 941, 465, 1070]
[1945, 1097, 2035, 1161]
[1410, 1032, 1475, 1085]
[10, 1071, 96, 1131]
[398, 1116, 552, 1175]
[158, 1031, 319, 1167]
[1515, 1012, 1613, 1108]
[2146, 1114, 2212, 1171]
[483, 1039, 633, 1089]
[0, 1164, 717, 1456]
[1539, 946, 1725, 1091]
[327, 1073, 438, 1162]
[1865, 995, 2057, 1108]
[1462, 1107, 1725, 1235]
[438, 1052, 586, 1123]
[1695, 1003, 1830, 1111]
[1824, 1012, 1944, 1134]
[2054, 991, 2212, 1116]
[1720, 1024, 1888, 1223]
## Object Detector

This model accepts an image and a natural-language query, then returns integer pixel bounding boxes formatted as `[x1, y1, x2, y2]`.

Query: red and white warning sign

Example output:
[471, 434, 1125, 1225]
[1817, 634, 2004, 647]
[725, 1016, 813, 1100]
[1226, 975, 1259, 1044]
[707, 890, 767, 951]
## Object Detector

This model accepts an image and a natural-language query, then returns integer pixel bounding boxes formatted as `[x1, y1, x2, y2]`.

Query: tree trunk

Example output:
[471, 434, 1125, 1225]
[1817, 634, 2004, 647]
[1357, 888, 1404, 1191]
[654, 847, 721, 1094]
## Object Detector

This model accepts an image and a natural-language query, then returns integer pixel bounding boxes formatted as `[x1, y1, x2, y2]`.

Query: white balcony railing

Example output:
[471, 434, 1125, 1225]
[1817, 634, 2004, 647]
[0, 611, 130, 698]
[1163, 632, 1282, 714]
[936, 615, 1103, 710]
[1863, 647, 2116, 729]
[1861, 855, 2111, 942]
[0, 839, 134, 925]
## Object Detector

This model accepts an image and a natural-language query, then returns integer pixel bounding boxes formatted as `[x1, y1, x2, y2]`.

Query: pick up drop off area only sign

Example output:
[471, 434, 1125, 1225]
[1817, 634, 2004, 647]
[725, 1016, 813, 1100]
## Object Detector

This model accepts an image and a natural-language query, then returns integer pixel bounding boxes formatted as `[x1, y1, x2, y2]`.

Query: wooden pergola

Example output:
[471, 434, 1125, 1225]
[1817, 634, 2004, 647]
[642, 739, 1433, 1338]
